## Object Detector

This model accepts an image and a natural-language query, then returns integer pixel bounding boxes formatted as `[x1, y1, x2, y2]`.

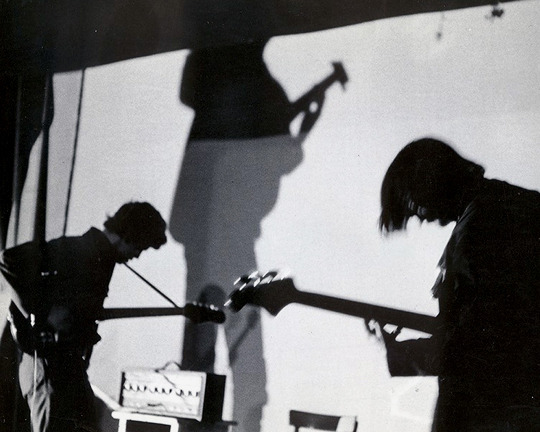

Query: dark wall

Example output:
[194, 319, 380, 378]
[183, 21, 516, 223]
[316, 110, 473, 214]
[1, 0, 518, 74]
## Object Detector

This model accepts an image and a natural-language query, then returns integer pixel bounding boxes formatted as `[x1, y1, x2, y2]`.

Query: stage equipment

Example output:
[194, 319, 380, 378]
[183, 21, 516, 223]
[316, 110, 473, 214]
[120, 366, 225, 422]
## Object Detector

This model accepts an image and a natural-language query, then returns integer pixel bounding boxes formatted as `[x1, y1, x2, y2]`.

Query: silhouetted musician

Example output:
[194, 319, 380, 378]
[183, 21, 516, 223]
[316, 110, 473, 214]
[1, 202, 167, 432]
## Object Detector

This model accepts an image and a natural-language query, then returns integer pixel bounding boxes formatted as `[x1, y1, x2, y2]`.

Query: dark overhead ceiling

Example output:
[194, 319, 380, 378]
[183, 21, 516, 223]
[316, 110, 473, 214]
[2, 0, 524, 73]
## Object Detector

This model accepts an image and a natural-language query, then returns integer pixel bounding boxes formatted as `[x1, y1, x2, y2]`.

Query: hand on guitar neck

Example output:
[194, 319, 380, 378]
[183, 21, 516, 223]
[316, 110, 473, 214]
[225, 271, 438, 335]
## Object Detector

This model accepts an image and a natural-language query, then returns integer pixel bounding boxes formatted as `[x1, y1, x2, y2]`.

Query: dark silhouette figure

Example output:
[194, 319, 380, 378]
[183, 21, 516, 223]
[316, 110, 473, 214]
[170, 40, 346, 432]
[377, 138, 540, 431]
[0, 202, 167, 432]
[179, 42, 333, 140]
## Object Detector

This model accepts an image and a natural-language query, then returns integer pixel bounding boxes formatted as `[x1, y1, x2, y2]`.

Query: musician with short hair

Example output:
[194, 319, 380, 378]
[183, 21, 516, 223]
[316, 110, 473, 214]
[377, 138, 540, 431]
[0, 202, 167, 432]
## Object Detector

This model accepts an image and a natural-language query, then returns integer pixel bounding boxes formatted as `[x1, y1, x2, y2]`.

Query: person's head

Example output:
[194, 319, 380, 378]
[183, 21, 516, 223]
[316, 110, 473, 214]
[103, 202, 167, 263]
[379, 138, 485, 234]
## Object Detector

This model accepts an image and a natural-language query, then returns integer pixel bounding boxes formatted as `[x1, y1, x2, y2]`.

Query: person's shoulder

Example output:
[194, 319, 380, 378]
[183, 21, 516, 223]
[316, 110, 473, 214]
[489, 179, 540, 214]
[0, 240, 45, 279]
[51, 227, 103, 244]
[47, 228, 107, 256]
[80, 227, 116, 258]
[464, 179, 540, 237]
[472, 179, 539, 210]
[0, 240, 41, 263]
[485, 178, 539, 197]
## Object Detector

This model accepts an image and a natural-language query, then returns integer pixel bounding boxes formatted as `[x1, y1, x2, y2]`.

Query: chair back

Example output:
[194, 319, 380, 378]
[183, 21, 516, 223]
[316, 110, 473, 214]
[289, 410, 357, 432]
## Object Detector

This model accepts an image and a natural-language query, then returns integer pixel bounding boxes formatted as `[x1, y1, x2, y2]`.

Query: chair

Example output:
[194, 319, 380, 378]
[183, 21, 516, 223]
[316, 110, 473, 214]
[289, 410, 358, 432]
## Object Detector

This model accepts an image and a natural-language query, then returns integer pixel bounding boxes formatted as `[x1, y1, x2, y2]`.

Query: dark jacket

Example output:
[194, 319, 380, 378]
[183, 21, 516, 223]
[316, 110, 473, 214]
[386, 179, 540, 431]
[0, 228, 116, 353]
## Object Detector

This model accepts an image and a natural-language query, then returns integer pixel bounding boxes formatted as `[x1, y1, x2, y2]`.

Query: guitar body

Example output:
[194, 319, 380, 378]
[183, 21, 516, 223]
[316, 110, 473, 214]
[7, 303, 96, 354]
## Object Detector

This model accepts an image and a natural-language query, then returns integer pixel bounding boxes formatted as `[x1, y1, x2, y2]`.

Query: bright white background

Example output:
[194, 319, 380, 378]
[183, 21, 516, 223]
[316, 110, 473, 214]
[12, 2, 540, 431]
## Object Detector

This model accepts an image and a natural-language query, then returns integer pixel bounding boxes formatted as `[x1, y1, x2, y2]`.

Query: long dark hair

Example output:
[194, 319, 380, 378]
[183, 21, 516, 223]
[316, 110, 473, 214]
[379, 138, 485, 233]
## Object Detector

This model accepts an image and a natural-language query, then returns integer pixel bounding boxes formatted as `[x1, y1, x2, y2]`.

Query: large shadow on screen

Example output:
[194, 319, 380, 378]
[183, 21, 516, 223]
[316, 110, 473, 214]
[169, 40, 347, 432]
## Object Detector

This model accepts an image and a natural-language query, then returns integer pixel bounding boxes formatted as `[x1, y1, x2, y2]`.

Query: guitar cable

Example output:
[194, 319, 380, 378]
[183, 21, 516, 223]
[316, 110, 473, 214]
[31, 314, 38, 419]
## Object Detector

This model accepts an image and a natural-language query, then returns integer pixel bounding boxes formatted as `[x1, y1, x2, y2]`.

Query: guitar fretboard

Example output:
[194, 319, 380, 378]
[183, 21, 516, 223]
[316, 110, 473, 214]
[294, 290, 437, 334]
[98, 307, 185, 321]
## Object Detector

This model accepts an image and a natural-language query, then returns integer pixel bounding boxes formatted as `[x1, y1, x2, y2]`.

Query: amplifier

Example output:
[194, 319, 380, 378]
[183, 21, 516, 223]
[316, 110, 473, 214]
[119, 368, 226, 422]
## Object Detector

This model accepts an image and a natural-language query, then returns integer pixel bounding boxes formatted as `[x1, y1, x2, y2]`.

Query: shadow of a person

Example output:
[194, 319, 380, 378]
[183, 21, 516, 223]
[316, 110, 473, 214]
[169, 40, 347, 432]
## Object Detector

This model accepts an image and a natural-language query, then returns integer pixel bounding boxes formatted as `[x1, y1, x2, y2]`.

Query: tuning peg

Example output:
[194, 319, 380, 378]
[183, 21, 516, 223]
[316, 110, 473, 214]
[234, 271, 260, 287]
[260, 271, 278, 283]
[234, 275, 249, 285]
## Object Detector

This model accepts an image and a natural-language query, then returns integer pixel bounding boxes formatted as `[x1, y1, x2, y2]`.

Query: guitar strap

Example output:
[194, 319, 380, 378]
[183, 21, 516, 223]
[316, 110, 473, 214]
[123, 263, 180, 308]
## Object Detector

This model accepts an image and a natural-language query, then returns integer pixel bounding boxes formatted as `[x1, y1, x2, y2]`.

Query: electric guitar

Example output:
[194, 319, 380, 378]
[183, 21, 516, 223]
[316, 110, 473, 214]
[291, 61, 349, 113]
[226, 272, 438, 334]
[8, 302, 225, 354]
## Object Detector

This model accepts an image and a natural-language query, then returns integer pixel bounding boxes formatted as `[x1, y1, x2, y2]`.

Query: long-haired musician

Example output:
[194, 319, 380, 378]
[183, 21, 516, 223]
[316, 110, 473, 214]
[377, 138, 540, 432]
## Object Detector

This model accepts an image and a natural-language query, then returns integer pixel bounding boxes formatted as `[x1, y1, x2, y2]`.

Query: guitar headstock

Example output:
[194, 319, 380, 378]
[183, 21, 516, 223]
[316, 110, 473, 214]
[225, 271, 298, 317]
[331, 62, 349, 89]
[183, 302, 226, 324]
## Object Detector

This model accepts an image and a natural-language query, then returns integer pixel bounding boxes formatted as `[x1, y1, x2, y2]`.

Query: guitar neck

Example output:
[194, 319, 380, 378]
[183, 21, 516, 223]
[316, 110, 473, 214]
[291, 72, 341, 112]
[313, 72, 341, 93]
[293, 290, 437, 334]
[98, 307, 185, 321]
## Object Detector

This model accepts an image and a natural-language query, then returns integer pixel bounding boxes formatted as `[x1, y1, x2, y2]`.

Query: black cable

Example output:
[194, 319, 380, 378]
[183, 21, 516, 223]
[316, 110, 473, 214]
[63, 68, 85, 236]
[11, 76, 22, 245]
